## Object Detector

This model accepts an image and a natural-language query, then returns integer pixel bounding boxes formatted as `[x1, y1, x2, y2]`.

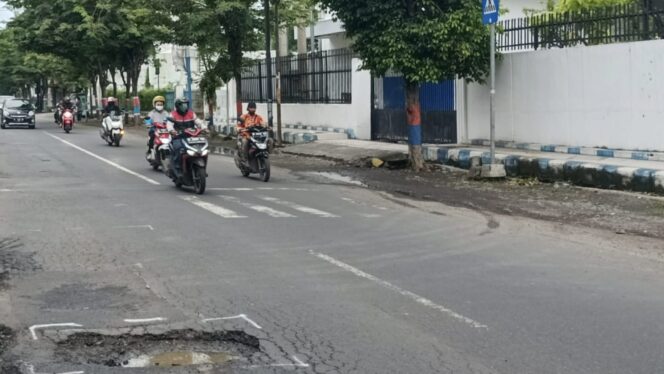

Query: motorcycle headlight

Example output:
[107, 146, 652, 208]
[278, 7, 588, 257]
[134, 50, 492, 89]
[202, 149, 209, 157]
[187, 149, 196, 157]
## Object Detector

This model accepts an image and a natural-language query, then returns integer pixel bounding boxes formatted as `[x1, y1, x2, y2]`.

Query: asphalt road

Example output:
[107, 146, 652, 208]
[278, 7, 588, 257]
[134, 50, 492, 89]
[1, 116, 664, 373]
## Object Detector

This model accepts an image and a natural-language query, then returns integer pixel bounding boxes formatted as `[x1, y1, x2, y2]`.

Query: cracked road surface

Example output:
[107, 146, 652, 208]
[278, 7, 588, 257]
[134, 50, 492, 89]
[1, 117, 664, 373]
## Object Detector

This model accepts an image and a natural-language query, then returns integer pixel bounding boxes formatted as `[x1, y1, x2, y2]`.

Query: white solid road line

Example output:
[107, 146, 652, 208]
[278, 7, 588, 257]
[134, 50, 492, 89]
[44, 132, 161, 185]
[219, 195, 296, 218]
[310, 250, 489, 329]
[259, 196, 339, 218]
[180, 196, 247, 218]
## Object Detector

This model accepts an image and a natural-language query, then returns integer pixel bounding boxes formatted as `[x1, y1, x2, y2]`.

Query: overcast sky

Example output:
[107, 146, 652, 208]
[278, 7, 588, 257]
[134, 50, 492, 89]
[0, 1, 14, 26]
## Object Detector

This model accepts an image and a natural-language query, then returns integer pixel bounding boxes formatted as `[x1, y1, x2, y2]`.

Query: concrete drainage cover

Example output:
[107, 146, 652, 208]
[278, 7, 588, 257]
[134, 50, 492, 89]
[54, 329, 260, 369]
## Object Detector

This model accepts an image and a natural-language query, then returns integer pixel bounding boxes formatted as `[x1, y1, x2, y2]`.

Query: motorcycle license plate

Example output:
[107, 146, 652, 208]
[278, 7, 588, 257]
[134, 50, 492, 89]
[188, 137, 206, 144]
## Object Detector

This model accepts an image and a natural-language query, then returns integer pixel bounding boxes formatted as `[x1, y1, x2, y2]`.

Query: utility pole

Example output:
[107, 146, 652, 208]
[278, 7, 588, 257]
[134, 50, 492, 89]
[264, 0, 274, 128]
[274, 0, 283, 146]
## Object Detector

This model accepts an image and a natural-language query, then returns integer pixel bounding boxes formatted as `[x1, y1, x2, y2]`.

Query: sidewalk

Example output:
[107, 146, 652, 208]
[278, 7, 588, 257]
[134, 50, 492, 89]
[284, 139, 664, 195]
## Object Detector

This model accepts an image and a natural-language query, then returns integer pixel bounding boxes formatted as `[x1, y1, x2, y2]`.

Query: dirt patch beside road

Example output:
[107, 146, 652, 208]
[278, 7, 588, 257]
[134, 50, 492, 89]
[257, 151, 664, 241]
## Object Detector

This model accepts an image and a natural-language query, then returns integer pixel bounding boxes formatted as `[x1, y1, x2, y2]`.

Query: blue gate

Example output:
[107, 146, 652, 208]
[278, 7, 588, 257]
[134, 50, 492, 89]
[372, 76, 457, 144]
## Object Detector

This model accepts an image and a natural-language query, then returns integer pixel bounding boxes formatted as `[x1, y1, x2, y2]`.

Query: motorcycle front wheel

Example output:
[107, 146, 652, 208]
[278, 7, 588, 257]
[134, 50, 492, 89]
[192, 164, 206, 195]
[259, 158, 270, 183]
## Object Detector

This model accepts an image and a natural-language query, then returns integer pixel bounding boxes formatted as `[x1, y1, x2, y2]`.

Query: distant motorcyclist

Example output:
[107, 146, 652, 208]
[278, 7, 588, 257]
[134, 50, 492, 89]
[103, 97, 121, 116]
[146, 96, 169, 154]
[167, 97, 207, 177]
[236, 102, 265, 161]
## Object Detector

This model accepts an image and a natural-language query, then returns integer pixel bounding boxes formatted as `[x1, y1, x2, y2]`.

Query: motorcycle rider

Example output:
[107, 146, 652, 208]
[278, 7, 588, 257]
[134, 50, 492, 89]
[237, 102, 265, 161]
[102, 97, 121, 135]
[146, 96, 169, 157]
[56, 98, 75, 127]
[167, 97, 207, 177]
[103, 97, 121, 116]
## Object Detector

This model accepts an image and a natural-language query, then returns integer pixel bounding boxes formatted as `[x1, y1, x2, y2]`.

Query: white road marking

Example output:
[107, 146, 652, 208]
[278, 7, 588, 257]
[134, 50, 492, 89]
[208, 187, 311, 192]
[29, 323, 83, 340]
[0, 188, 13, 192]
[44, 132, 160, 185]
[291, 355, 310, 367]
[245, 356, 309, 369]
[219, 195, 295, 218]
[259, 196, 338, 218]
[181, 196, 246, 218]
[124, 317, 167, 324]
[113, 225, 154, 231]
[57, 372, 85, 374]
[201, 314, 262, 329]
[360, 214, 382, 218]
[310, 250, 488, 329]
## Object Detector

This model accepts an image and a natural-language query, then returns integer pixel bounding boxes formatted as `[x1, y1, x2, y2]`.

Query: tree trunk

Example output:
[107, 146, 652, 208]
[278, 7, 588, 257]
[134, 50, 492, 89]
[405, 81, 425, 172]
[110, 67, 118, 98]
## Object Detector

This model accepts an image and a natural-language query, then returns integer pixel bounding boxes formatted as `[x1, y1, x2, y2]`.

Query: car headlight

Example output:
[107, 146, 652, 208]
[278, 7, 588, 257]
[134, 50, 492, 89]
[187, 149, 196, 157]
[28, 111, 34, 117]
[3, 110, 9, 117]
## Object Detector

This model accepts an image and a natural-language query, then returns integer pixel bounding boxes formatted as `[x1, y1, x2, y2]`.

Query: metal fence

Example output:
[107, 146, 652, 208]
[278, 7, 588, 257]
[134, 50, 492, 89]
[498, 1, 664, 51]
[241, 48, 353, 104]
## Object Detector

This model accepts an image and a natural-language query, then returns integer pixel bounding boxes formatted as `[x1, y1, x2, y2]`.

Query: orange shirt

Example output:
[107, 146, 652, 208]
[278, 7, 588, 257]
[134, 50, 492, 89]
[238, 113, 264, 129]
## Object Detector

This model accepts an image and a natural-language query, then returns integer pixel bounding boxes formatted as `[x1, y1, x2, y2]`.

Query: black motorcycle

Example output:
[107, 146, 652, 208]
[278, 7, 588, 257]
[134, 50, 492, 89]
[168, 127, 209, 194]
[234, 125, 271, 182]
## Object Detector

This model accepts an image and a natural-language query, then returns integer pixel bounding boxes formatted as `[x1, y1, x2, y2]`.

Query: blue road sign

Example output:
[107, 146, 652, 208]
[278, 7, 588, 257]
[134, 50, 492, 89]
[482, 0, 500, 25]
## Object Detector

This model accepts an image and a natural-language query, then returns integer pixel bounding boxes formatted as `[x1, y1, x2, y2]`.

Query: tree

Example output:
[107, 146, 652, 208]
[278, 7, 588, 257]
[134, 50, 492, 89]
[318, 0, 490, 170]
[167, 0, 259, 120]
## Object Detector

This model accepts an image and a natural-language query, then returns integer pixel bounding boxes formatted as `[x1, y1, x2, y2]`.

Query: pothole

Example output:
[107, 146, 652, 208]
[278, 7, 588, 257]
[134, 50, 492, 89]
[0, 237, 41, 290]
[124, 351, 233, 367]
[55, 329, 260, 369]
[0, 324, 16, 355]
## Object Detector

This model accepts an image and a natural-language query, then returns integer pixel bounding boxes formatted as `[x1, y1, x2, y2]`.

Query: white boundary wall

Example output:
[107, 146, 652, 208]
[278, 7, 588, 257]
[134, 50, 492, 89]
[458, 39, 664, 151]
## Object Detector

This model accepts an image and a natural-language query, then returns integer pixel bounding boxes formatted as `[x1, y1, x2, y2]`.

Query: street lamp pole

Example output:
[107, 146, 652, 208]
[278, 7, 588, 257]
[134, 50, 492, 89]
[264, 0, 274, 128]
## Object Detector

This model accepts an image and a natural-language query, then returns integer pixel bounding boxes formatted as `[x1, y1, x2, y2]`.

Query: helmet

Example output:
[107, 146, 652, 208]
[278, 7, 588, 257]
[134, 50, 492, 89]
[108, 97, 117, 104]
[174, 97, 189, 115]
[152, 95, 166, 106]
[247, 102, 257, 110]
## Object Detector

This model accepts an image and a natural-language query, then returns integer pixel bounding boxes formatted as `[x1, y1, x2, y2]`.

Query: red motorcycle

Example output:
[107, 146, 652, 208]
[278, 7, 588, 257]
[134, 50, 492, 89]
[62, 108, 74, 133]
[146, 122, 172, 171]
[168, 127, 209, 195]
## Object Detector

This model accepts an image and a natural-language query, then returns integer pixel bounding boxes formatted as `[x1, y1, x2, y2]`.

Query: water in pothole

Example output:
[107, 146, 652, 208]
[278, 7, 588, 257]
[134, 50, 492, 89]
[123, 351, 234, 367]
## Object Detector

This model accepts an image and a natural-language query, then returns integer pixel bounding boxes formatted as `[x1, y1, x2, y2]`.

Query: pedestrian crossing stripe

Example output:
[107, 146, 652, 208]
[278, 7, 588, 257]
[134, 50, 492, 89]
[484, 0, 496, 14]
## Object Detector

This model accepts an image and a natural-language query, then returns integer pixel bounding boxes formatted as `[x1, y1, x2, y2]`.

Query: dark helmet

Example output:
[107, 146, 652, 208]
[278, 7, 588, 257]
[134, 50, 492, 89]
[175, 97, 189, 115]
[247, 102, 257, 110]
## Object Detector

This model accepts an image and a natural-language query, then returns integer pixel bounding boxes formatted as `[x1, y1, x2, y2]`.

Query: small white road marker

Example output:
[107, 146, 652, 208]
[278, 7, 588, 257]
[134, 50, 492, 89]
[124, 317, 167, 324]
[259, 196, 338, 218]
[181, 196, 246, 218]
[29, 323, 83, 340]
[201, 314, 262, 329]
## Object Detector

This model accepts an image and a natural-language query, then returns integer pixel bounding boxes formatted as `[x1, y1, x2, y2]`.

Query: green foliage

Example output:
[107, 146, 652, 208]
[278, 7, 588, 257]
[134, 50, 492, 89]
[104, 87, 173, 112]
[318, 0, 491, 84]
[554, 0, 635, 12]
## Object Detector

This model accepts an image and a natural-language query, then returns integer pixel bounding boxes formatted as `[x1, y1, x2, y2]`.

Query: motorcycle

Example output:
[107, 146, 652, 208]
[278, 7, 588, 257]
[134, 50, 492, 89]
[62, 108, 74, 133]
[144, 118, 171, 171]
[168, 127, 209, 194]
[100, 111, 125, 147]
[234, 125, 271, 182]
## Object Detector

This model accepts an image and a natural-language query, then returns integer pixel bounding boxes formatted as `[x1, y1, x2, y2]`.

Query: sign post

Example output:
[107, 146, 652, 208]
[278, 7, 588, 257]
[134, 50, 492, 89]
[481, 0, 506, 178]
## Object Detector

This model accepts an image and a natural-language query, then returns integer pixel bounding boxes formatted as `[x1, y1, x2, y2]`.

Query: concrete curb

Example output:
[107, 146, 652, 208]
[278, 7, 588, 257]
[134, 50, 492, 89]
[423, 145, 664, 195]
[471, 139, 664, 162]
[220, 125, 321, 144]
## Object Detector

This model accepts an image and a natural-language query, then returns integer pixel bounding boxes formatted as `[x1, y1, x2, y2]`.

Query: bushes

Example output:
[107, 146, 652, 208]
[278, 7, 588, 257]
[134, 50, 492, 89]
[104, 87, 174, 112]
